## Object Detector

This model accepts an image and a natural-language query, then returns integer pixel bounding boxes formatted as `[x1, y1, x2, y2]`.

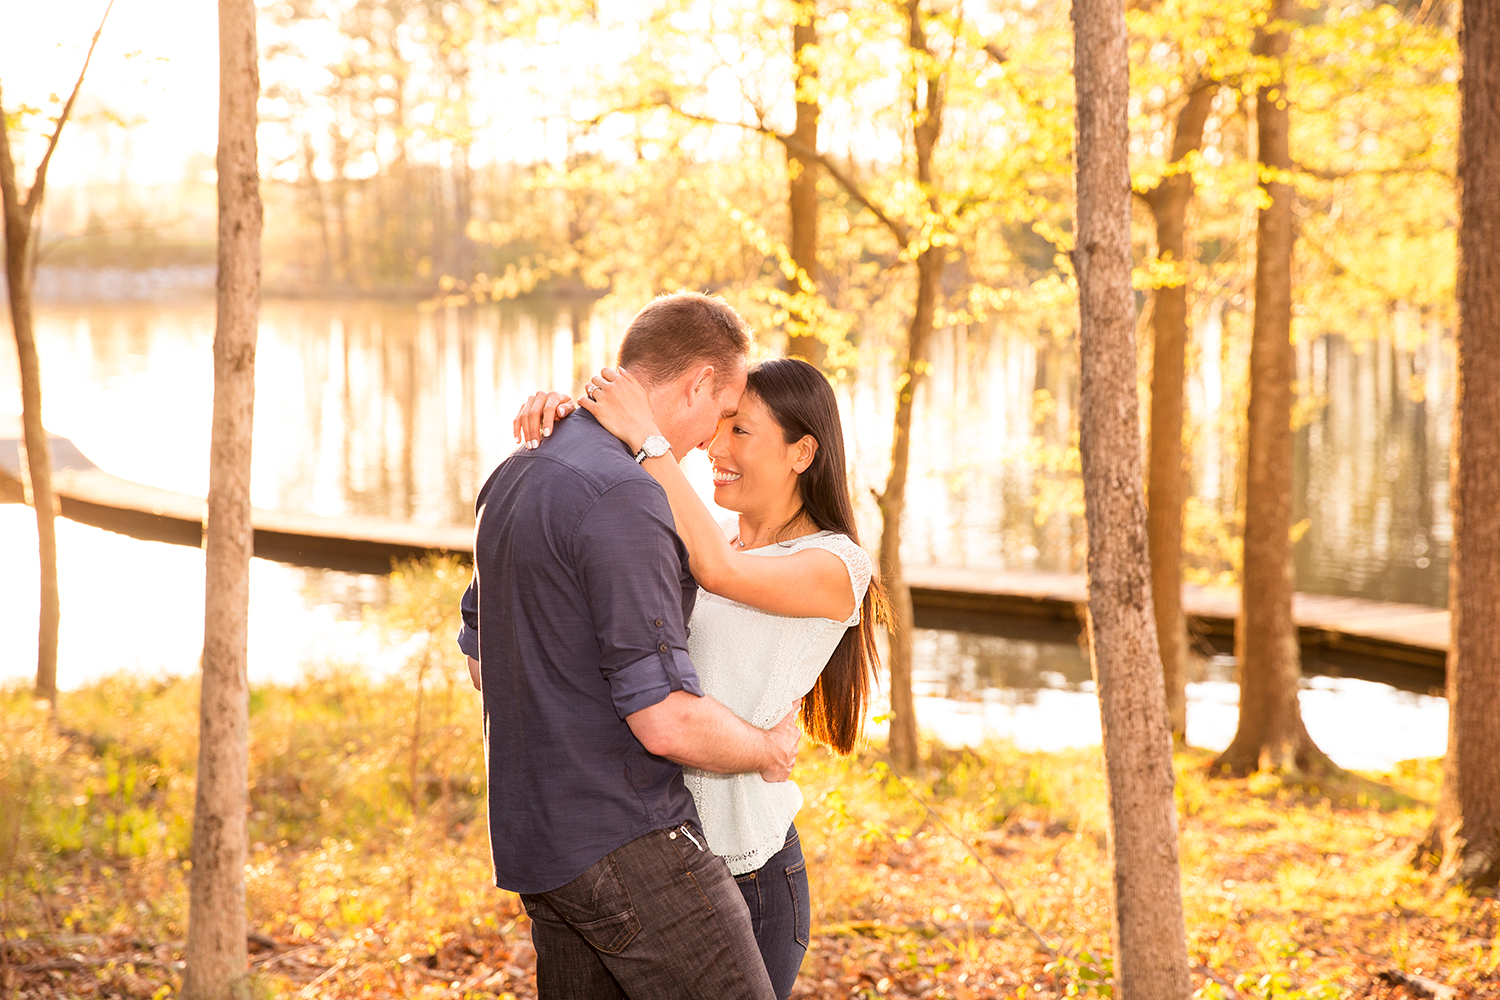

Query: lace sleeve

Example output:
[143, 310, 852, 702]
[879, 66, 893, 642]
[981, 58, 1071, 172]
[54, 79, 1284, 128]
[798, 533, 872, 627]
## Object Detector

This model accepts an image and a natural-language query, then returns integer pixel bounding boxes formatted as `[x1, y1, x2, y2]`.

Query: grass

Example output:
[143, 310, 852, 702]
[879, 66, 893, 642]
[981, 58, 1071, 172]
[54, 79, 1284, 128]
[1, 560, 1496, 998]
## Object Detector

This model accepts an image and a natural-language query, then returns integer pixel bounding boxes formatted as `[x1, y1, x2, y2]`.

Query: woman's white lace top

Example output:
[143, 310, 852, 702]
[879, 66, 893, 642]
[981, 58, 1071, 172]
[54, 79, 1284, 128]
[684, 521, 873, 875]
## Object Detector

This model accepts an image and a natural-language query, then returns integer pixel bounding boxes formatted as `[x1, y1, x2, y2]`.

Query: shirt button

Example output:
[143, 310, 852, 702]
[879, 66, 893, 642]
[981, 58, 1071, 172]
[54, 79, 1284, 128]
[654, 618, 664, 628]
[658, 643, 669, 652]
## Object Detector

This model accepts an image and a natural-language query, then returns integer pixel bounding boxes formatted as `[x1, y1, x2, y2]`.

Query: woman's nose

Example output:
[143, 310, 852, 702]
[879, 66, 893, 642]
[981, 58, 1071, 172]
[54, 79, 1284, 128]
[707, 422, 729, 459]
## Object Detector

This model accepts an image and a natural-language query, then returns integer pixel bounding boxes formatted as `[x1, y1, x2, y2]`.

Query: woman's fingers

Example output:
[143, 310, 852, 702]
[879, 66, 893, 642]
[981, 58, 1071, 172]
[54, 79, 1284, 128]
[538, 391, 570, 440]
[514, 391, 546, 446]
[515, 390, 573, 449]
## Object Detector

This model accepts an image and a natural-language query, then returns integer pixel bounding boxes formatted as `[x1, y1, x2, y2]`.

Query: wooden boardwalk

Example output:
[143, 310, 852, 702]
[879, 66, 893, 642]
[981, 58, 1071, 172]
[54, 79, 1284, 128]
[3, 421, 1448, 684]
[905, 566, 1449, 690]
[0, 419, 471, 574]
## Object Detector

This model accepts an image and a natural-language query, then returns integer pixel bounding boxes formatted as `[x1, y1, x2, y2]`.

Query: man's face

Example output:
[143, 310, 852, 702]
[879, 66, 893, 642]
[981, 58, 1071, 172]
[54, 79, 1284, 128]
[683, 362, 747, 453]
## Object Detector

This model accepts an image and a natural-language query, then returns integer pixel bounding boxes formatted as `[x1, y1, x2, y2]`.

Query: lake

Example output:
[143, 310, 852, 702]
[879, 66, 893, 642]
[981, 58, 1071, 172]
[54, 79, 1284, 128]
[0, 297, 1452, 769]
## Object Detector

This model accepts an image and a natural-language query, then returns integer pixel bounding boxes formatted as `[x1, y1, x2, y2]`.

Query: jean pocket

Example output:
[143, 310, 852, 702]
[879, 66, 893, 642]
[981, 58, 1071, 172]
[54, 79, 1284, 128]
[543, 855, 643, 954]
[569, 908, 642, 955]
[785, 859, 810, 949]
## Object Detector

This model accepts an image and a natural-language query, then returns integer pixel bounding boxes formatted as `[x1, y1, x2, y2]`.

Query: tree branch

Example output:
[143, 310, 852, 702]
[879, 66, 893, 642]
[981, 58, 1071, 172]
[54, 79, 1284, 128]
[653, 102, 913, 245]
[1292, 158, 1452, 182]
[25, 0, 116, 223]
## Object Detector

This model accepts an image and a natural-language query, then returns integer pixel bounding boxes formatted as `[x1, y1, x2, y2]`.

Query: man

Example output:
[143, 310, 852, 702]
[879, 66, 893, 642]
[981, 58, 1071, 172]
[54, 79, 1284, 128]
[458, 291, 794, 999]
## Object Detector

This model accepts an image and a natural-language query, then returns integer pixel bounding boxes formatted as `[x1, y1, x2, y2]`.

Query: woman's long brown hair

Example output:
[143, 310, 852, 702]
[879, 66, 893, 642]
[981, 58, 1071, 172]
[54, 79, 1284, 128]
[745, 358, 892, 756]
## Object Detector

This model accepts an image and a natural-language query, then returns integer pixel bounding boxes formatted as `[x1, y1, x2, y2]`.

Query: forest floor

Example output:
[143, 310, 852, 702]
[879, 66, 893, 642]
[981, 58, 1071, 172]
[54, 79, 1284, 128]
[2, 669, 1496, 1000]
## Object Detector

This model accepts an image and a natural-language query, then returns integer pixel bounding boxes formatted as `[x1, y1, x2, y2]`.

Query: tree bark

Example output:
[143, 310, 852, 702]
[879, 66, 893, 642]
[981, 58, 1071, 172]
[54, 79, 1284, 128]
[0, 114, 60, 709]
[182, 2, 261, 997]
[785, 0, 823, 366]
[1143, 81, 1215, 742]
[1072, 1, 1194, 997]
[1212, 0, 1331, 777]
[879, 0, 944, 774]
[0, 7, 112, 708]
[1420, 0, 1500, 891]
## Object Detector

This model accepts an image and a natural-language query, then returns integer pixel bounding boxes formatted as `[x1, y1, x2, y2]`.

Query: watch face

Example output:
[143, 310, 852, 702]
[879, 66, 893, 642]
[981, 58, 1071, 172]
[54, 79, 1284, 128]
[636, 435, 670, 462]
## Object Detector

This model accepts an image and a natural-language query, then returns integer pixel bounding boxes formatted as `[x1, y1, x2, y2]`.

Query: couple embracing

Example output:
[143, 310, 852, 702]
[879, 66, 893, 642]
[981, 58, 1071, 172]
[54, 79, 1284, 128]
[459, 290, 888, 999]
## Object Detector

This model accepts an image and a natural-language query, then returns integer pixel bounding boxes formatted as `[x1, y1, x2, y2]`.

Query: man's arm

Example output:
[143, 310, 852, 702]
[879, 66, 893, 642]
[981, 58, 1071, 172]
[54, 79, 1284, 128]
[458, 572, 483, 690]
[628, 692, 801, 782]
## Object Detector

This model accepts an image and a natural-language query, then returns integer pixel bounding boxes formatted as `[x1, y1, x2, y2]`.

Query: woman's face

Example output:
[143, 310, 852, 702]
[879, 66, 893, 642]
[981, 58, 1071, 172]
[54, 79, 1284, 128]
[706, 392, 812, 515]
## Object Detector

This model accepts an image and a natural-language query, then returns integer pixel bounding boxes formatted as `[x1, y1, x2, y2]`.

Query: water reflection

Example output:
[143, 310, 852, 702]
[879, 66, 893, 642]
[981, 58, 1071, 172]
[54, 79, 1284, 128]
[1295, 327, 1451, 606]
[907, 631, 1448, 771]
[5, 299, 1455, 606]
[0, 298, 1457, 767]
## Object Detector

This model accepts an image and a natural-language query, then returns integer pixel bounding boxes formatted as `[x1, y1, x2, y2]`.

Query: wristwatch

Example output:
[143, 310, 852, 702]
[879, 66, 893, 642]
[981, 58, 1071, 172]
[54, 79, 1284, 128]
[634, 434, 672, 464]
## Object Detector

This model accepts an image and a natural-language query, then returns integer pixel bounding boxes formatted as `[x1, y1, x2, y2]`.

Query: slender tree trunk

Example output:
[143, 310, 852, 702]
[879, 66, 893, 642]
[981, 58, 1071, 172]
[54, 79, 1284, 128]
[330, 124, 352, 287]
[1143, 81, 1215, 741]
[880, 0, 944, 774]
[1072, 1, 1192, 995]
[0, 129, 60, 708]
[182, 2, 261, 996]
[880, 245, 941, 773]
[1420, 0, 1500, 891]
[0, 6, 113, 707]
[1213, 0, 1331, 777]
[302, 134, 332, 286]
[785, 0, 823, 366]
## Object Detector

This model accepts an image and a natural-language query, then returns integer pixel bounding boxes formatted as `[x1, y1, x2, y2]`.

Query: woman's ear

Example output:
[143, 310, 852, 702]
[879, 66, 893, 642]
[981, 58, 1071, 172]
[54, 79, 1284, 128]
[793, 435, 818, 475]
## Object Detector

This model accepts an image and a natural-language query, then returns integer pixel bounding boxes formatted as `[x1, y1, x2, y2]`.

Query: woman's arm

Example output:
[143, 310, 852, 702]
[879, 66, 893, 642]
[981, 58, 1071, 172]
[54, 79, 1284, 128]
[579, 367, 857, 623]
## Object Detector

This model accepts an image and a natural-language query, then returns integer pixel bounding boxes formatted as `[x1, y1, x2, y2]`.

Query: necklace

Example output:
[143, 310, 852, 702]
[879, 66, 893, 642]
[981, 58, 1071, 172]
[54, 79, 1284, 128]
[735, 511, 812, 551]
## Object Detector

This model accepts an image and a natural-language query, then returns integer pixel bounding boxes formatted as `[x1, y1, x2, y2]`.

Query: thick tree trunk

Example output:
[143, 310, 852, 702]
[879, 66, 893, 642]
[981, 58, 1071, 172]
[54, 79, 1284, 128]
[1421, 0, 1500, 891]
[1072, 1, 1193, 996]
[880, 0, 944, 774]
[182, 2, 261, 996]
[1212, 0, 1331, 777]
[785, 0, 823, 366]
[1144, 81, 1215, 742]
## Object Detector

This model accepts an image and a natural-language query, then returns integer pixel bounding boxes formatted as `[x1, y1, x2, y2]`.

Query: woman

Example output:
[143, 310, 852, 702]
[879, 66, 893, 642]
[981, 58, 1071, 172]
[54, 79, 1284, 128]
[514, 357, 888, 1000]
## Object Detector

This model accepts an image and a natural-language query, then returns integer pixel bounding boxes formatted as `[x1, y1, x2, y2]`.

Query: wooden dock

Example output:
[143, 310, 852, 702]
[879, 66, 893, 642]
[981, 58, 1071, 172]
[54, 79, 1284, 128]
[904, 566, 1449, 692]
[0, 420, 471, 575]
[2, 422, 1448, 687]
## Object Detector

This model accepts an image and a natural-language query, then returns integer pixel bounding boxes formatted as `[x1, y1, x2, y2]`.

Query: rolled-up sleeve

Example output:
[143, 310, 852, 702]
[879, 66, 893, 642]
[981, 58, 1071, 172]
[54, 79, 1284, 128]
[574, 478, 702, 718]
[457, 571, 480, 660]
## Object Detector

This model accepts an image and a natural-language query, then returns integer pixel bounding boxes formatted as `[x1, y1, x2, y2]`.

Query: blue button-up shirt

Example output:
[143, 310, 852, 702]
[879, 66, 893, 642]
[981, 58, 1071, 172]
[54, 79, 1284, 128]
[458, 410, 702, 894]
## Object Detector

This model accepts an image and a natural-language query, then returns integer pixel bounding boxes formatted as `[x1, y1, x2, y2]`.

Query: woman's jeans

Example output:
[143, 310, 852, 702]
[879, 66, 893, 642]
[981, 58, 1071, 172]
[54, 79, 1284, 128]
[734, 825, 810, 1000]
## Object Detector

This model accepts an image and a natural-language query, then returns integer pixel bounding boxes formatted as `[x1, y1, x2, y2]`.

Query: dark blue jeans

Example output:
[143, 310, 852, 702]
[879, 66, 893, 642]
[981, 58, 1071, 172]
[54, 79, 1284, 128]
[733, 825, 810, 1000]
[520, 823, 776, 1000]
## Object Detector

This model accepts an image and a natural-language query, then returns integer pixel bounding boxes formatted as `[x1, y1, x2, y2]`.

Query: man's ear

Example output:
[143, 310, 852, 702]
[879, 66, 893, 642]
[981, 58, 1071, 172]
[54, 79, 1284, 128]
[793, 435, 818, 475]
[687, 364, 716, 401]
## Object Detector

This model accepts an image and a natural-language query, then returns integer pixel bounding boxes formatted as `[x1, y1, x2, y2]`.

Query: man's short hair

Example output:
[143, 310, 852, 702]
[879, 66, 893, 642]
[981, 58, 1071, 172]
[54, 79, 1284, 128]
[617, 291, 751, 389]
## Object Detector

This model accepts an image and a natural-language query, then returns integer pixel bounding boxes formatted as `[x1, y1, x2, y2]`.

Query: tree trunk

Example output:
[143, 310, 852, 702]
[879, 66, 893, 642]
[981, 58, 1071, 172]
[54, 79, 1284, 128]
[879, 0, 944, 774]
[1080, 0, 1194, 995]
[0, 125, 60, 709]
[181, 2, 261, 997]
[302, 134, 332, 285]
[880, 245, 941, 773]
[1420, 0, 1500, 891]
[1213, 0, 1331, 777]
[1072, 2, 1193, 997]
[1144, 81, 1215, 742]
[785, 0, 823, 367]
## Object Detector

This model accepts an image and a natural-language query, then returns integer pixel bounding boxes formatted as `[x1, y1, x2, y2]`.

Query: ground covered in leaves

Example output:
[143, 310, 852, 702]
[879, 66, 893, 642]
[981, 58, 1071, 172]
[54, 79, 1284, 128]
[3, 672, 1496, 1000]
